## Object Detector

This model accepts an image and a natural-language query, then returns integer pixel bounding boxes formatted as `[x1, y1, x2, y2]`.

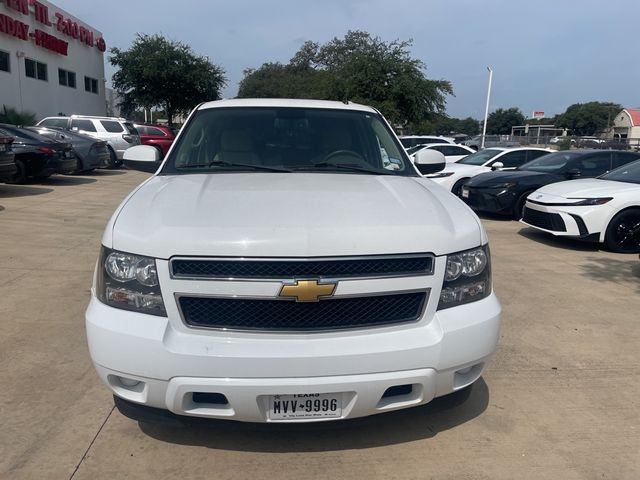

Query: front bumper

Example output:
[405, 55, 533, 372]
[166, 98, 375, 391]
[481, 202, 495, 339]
[461, 186, 516, 214]
[86, 292, 501, 423]
[521, 201, 610, 242]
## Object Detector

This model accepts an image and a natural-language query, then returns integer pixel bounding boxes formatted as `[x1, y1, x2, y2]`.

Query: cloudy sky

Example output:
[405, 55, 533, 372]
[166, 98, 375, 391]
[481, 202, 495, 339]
[56, 0, 638, 119]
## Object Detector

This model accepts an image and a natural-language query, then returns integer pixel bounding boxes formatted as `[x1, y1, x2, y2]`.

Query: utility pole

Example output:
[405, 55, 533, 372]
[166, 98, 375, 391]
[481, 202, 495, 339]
[481, 66, 493, 149]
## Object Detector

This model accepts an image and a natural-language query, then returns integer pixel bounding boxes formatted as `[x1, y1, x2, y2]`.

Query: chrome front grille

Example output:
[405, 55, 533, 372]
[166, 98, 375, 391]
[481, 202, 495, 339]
[170, 254, 434, 332]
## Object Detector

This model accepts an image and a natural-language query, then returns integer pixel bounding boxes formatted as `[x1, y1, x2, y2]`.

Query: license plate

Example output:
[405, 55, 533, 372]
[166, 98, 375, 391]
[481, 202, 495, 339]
[461, 188, 469, 198]
[0, 144, 5, 152]
[268, 392, 342, 420]
[65, 151, 72, 158]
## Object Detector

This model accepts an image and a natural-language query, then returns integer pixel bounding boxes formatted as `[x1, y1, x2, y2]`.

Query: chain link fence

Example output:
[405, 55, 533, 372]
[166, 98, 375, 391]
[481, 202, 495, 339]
[460, 135, 640, 151]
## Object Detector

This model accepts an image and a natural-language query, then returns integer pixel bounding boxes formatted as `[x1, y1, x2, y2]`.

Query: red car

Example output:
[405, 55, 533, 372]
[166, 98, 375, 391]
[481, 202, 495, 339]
[134, 124, 177, 158]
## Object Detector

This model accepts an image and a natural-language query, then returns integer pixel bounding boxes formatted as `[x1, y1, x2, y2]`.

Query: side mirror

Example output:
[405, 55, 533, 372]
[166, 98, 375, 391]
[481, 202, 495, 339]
[491, 161, 505, 171]
[414, 149, 445, 175]
[565, 168, 581, 179]
[123, 145, 161, 173]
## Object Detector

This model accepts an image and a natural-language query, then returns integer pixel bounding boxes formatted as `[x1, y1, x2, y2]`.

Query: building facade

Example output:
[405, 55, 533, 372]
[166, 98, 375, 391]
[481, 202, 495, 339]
[0, 0, 106, 120]
[611, 108, 640, 141]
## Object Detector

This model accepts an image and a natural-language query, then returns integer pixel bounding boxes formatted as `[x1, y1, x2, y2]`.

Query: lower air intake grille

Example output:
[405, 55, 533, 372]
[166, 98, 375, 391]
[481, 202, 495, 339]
[523, 207, 567, 232]
[179, 291, 427, 332]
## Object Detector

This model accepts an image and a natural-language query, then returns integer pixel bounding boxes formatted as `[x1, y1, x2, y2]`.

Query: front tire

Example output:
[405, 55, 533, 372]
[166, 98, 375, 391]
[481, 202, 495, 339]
[513, 191, 533, 220]
[106, 147, 119, 168]
[451, 178, 469, 197]
[604, 209, 640, 253]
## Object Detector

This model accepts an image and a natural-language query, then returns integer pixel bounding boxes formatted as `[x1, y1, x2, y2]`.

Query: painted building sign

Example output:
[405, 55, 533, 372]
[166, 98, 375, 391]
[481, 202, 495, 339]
[0, 0, 106, 56]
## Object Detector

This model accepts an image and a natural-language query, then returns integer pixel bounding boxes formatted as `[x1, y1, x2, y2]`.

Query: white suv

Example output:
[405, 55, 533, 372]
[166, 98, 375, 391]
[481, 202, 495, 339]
[86, 99, 501, 423]
[37, 115, 140, 167]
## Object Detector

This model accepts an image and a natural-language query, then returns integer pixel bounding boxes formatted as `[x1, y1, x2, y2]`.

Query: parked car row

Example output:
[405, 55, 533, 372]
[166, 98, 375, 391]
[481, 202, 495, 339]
[401, 140, 639, 253]
[0, 115, 177, 185]
[452, 150, 640, 253]
[0, 123, 77, 183]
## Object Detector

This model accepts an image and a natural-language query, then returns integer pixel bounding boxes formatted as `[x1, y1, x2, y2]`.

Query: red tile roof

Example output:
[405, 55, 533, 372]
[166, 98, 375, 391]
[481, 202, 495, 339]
[625, 108, 640, 126]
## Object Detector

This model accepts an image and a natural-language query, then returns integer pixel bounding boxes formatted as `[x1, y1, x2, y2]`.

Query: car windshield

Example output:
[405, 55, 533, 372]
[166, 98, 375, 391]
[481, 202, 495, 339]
[406, 144, 427, 155]
[162, 107, 414, 176]
[519, 151, 582, 173]
[457, 149, 502, 166]
[599, 160, 640, 184]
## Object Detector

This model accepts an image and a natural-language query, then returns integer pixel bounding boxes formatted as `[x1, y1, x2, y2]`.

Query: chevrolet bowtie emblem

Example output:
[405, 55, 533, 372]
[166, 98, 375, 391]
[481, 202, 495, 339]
[279, 280, 337, 302]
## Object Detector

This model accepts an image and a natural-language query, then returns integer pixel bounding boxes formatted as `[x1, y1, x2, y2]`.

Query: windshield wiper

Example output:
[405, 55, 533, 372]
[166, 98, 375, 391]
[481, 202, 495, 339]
[177, 160, 291, 172]
[294, 162, 395, 175]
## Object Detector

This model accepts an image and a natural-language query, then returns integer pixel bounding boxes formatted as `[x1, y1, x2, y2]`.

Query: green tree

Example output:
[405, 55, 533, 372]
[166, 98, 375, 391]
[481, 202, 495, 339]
[110, 34, 226, 125]
[555, 101, 621, 136]
[0, 105, 36, 126]
[238, 31, 453, 126]
[485, 107, 525, 134]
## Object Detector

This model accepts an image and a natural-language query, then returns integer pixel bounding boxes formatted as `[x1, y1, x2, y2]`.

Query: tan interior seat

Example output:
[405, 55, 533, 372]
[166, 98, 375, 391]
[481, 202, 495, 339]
[214, 129, 260, 165]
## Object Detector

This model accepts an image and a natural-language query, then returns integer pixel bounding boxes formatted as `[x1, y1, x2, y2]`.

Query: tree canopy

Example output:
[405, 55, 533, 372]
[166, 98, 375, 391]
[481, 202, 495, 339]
[485, 107, 526, 135]
[555, 101, 622, 136]
[109, 34, 226, 125]
[238, 31, 453, 126]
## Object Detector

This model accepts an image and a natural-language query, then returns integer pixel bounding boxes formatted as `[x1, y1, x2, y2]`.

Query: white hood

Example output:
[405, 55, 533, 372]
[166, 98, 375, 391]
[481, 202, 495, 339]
[433, 163, 486, 175]
[107, 173, 483, 258]
[531, 178, 639, 202]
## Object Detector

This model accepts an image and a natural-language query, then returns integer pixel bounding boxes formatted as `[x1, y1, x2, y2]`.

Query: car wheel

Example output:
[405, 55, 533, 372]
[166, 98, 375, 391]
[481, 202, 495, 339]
[513, 191, 533, 220]
[70, 158, 83, 174]
[604, 209, 640, 253]
[6, 159, 27, 184]
[451, 178, 469, 197]
[106, 147, 118, 168]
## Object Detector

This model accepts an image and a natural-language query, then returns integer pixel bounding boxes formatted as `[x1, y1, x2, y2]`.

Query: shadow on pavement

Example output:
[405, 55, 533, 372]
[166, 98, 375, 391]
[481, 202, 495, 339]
[476, 212, 513, 222]
[86, 169, 127, 176]
[580, 256, 640, 293]
[139, 379, 489, 452]
[0, 185, 54, 197]
[42, 175, 97, 186]
[517, 227, 601, 252]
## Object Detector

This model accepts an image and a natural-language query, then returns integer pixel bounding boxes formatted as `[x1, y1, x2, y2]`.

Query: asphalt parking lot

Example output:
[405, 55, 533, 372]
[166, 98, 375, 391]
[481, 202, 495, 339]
[1, 170, 639, 480]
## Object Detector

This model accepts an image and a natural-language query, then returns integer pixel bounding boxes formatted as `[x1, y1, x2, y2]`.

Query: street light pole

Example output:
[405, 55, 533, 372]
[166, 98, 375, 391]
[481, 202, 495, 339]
[481, 66, 493, 149]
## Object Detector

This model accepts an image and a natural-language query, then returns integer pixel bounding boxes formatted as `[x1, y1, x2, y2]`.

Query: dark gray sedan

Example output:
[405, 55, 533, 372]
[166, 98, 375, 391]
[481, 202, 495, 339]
[27, 127, 110, 172]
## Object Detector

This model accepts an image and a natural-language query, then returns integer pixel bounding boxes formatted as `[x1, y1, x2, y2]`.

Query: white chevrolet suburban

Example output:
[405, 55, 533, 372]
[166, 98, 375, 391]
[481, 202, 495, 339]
[86, 98, 501, 423]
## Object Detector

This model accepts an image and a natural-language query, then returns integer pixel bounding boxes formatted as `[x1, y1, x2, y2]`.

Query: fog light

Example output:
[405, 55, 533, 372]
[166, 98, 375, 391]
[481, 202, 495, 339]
[456, 366, 473, 375]
[119, 377, 141, 388]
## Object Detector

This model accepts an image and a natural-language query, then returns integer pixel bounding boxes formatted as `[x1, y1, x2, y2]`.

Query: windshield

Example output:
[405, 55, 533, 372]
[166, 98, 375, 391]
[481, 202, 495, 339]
[600, 160, 640, 184]
[162, 107, 414, 176]
[519, 151, 582, 173]
[457, 149, 502, 166]
[406, 145, 427, 155]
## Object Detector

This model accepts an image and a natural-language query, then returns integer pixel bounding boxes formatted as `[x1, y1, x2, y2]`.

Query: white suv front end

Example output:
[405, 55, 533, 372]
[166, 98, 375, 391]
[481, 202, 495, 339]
[86, 99, 501, 423]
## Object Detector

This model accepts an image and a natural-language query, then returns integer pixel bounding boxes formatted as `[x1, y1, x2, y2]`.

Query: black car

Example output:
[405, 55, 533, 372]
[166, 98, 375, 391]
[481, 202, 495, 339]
[26, 127, 110, 172]
[0, 135, 16, 180]
[0, 124, 77, 183]
[461, 150, 640, 219]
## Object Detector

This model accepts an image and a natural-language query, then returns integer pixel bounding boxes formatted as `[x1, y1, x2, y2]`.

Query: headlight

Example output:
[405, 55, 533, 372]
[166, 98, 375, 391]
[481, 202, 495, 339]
[565, 197, 613, 206]
[428, 172, 454, 178]
[491, 182, 516, 189]
[438, 245, 491, 310]
[97, 247, 166, 316]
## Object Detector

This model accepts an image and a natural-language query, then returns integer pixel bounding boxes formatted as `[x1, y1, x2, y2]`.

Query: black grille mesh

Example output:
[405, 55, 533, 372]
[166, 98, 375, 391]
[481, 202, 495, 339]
[179, 292, 427, 331]
[523, 207, 566, 232]
[171, 256, 433, 279]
